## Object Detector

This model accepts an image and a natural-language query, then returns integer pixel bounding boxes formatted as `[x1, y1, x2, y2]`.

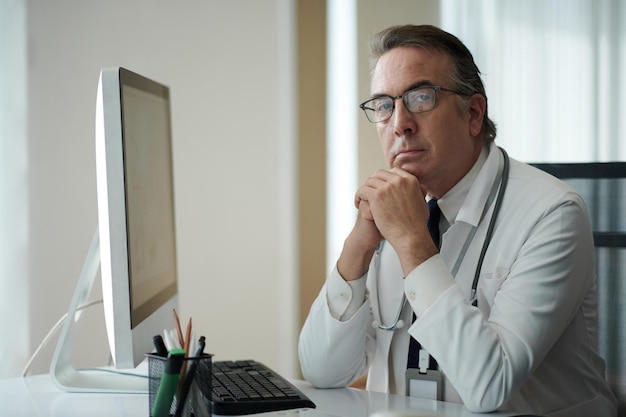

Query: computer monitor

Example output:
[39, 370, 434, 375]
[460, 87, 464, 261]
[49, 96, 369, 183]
[50, 67, 179, 393]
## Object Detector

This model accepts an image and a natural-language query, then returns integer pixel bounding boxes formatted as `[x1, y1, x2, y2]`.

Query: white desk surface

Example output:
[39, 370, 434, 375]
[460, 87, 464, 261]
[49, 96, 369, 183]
[1, 373, 517, 417]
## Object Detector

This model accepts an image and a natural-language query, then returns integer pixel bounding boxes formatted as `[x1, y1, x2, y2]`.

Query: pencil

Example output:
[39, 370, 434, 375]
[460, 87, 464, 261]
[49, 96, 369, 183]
[173, 309, 185, 348]
[184, 318, 192, 357]
[178, 317, 193, 397]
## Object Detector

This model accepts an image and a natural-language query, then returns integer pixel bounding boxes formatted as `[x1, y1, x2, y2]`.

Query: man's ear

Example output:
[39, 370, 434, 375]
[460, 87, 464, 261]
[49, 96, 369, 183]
[467, 93, 486, 137]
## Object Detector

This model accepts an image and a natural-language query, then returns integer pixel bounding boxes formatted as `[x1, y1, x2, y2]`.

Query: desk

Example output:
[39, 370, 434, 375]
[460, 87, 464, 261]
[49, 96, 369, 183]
[1, 374, 517, 417]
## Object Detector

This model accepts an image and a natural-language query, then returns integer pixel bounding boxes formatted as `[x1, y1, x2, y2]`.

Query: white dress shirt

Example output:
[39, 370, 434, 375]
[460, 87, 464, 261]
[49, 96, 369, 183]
[298, 143, 618, 417]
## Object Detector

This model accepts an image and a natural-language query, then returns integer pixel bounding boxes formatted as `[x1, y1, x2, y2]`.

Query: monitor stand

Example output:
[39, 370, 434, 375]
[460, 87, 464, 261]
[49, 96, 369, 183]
[49, 228, 148, 393]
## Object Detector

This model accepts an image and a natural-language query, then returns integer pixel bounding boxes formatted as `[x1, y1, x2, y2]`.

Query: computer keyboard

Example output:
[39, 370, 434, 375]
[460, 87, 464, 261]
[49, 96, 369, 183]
[210, 360, 316, 415]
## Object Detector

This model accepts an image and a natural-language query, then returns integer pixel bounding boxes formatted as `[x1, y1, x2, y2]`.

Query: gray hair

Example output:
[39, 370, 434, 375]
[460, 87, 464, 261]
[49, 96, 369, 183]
[369, 25, 497, 143]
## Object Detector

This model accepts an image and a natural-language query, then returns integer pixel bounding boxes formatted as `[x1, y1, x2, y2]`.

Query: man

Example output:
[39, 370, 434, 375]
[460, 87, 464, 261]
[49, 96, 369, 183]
[298, 25, 617, 416]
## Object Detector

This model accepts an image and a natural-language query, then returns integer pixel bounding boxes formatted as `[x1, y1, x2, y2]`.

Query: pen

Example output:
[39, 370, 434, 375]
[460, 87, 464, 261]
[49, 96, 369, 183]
[152, 348, 185, 417]
[173, 336, 206, 417]
[153, 335, 168, 357]
[163, 329, 178, 351]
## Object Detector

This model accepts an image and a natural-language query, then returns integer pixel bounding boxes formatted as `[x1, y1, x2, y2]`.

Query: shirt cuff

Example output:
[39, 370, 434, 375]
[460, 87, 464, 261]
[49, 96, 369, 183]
[404, 254, 455, 317]
[326, 266, 368, 321]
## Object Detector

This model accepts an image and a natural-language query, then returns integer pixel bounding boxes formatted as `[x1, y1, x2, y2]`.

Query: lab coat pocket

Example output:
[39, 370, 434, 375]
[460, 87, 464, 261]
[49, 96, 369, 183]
[475, 266, 510, 313]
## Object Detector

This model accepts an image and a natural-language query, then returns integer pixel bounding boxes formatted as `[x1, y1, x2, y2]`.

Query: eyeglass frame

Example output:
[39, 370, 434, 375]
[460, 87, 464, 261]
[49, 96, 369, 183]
[359, 85, 471, 123]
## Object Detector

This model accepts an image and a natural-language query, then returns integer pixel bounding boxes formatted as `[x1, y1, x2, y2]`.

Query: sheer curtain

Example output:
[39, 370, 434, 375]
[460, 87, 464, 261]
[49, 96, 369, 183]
[0, 0, 30, 378]
[441, 0, 626, 405]
[441, 0, 626, 163]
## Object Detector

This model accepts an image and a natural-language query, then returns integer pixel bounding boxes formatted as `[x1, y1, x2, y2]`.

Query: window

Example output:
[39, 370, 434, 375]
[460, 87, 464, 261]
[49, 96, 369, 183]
[441, 0, 626, 162]
[0, 0, 30, 378]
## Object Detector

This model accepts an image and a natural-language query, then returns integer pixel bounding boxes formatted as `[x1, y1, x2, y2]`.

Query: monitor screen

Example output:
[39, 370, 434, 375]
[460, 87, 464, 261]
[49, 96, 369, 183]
[118, 74, 177, 329]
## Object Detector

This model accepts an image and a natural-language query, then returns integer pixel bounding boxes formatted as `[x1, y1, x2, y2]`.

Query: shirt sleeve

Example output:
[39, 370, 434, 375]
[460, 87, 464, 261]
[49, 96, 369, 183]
[403, 254, 456, 317]
[327, 266, 368, 321]
[298, 265, 373, 389]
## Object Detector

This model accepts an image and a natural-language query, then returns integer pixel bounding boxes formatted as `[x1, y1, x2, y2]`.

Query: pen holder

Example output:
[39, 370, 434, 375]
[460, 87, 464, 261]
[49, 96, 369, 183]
[147, 353, 213, 417]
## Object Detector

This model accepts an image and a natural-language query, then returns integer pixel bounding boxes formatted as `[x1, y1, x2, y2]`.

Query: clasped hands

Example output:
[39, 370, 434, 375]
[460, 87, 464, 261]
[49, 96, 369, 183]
[339, 167, 438, 280]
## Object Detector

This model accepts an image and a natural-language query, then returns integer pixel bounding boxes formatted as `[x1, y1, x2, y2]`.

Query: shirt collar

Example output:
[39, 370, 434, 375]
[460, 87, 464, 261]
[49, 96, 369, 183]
[434, 143, 494, 228]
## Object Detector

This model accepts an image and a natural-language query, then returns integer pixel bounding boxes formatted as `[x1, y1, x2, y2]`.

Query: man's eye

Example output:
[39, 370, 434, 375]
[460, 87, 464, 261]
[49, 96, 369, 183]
[408, 91, 434, 104]
[374, 99, 393, 112]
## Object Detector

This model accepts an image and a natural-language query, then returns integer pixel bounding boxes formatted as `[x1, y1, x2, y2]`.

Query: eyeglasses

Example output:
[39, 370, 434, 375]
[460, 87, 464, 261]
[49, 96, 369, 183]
[359, 86, 469, 123]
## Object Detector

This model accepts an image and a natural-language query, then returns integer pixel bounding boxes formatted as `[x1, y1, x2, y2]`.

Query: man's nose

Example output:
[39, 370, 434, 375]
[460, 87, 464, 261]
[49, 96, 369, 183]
[392, 99, 417, 135]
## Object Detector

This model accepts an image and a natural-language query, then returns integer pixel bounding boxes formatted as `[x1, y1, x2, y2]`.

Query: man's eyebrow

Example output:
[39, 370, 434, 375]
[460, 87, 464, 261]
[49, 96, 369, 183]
[368, 92, 387, 99]
[405, 80, 436, 91]
[370, 80, 436, 98]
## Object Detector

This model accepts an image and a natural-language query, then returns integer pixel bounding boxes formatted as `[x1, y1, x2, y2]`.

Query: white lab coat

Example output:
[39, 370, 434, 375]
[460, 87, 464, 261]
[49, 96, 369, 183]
[299, 143, 618, 417]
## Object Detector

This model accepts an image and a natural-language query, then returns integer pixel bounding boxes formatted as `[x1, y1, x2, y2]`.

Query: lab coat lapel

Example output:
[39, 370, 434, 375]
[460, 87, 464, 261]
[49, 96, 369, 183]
[440, 143, 503, 297]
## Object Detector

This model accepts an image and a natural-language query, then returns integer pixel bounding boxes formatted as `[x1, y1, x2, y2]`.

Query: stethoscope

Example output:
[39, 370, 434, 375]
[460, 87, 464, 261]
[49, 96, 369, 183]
[373, 147, 510, 331]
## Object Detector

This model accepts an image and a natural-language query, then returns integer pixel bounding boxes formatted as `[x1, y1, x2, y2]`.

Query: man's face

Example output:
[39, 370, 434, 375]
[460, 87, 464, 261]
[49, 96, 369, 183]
[371, 46, 485, 198]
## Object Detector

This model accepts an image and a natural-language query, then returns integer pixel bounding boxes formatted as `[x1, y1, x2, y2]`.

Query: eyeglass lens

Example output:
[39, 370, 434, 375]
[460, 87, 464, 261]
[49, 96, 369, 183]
[363, 87, 438, 123]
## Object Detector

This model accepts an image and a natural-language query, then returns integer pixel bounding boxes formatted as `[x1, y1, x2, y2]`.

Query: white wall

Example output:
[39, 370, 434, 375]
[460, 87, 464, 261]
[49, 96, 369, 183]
[15, 0, 297, 377]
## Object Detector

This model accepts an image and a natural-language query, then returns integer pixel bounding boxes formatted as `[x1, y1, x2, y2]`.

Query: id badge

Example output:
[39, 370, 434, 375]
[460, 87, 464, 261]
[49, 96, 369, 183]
[405, 368, 442, 400]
